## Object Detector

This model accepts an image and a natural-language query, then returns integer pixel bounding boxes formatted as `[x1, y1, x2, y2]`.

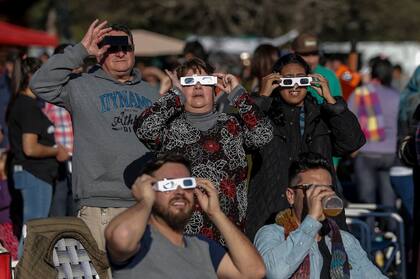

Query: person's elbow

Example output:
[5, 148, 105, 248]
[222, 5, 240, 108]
[242, 256, 266, 279]
[22, 143, 37, 157]
[250, 262, 266, 279]
[105, 225, 139, 257]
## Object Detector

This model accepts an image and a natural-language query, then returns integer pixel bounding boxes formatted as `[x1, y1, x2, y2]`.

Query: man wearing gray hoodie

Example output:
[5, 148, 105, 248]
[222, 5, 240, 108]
[30, 20, 158, 251]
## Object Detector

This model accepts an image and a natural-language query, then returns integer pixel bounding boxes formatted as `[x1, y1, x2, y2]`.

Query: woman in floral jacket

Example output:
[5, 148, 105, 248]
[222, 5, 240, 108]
[133, 58, 273, 243]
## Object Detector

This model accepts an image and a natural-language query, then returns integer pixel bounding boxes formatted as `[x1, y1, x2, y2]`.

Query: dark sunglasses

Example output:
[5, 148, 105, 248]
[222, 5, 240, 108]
[291, 184, 333, 191]
[107, 45, 134, 54]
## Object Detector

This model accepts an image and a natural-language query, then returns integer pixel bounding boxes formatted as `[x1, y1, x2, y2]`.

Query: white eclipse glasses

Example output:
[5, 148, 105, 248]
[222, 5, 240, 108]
[153, 177, 197, 192]
[278, 76, 313, 87]
[180, 75, 218, 86]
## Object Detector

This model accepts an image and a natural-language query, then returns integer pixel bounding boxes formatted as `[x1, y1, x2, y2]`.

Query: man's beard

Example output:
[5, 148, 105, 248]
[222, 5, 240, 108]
[152, 196, 193, 233]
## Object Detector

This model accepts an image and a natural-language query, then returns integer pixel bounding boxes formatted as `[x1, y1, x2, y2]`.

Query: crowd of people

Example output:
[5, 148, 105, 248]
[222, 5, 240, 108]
[0, 18, 419, 278]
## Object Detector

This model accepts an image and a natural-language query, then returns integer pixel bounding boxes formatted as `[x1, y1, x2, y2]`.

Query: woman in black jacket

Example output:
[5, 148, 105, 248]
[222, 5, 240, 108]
[246, 54, 365, 240]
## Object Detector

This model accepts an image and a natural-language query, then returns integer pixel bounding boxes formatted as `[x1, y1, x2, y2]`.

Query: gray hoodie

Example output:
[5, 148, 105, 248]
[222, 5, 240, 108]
[30, 43, 158, 209]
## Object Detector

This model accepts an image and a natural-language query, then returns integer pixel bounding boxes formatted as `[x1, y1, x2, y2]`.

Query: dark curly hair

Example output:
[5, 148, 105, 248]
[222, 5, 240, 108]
[288, 152, 333, 186]
[176, 57, 214, 78]
[141, 152, 191, 176]
[6, 57, 43, 122]
[251, 44, 279, 87]
[272, 53, 311, 77]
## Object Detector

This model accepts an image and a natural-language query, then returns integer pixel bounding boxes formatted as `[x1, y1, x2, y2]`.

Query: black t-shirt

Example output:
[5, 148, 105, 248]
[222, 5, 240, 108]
[8, 94, 58, 184]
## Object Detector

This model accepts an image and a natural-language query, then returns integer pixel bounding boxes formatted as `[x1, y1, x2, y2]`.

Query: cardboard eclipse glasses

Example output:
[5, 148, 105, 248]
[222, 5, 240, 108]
[277, 76, 313, 87]
[153, 177, 197, 192]
[180, 75, 218, 86]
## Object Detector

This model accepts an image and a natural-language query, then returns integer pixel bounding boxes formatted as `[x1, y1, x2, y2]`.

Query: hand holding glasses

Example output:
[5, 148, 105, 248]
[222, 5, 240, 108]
[153, 177, 197, 192]
[293, 183, 343, 217]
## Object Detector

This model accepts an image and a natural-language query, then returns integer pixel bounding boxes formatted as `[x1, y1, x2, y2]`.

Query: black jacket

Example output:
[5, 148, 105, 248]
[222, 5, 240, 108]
[246, 95, 366, 240]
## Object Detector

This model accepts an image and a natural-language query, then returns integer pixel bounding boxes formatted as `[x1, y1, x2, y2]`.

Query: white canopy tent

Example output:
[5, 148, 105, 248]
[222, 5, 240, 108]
[131, 29, 185, 56]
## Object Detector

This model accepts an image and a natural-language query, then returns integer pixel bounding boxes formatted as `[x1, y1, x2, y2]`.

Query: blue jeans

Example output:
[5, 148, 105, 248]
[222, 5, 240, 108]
[354, 153, 396, 207]
[50, 162, 73, 216]
[13, 170, 53, 222]
[354, 153, 397, 231]
[13, 169, 53, 257]
[390, 171, 414, 219]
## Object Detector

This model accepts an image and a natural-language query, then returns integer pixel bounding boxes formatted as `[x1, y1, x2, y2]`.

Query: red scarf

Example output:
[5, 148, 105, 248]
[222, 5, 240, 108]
[276, 209, 311, 279]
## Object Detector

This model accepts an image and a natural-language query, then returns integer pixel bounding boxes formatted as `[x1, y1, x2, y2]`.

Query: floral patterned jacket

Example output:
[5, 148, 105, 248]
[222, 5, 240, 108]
[133, 86, 273, 243]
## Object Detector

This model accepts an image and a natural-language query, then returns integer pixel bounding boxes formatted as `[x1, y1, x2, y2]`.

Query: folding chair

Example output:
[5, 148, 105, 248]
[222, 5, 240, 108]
[53, 238, 100, 279]
[15, 217, 109, 279]
[345, 207, 406, 279]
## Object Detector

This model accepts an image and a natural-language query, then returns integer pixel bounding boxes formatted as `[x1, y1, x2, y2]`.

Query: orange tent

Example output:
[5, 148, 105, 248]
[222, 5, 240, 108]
[0, 21, 58, 47]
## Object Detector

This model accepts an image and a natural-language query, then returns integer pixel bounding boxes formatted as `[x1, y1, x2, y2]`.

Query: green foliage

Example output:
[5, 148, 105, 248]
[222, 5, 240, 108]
[23, 0, 420, 42]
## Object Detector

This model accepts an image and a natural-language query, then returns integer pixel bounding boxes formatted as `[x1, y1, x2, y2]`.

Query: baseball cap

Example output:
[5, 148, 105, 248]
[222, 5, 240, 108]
[292, 34, 319, 54]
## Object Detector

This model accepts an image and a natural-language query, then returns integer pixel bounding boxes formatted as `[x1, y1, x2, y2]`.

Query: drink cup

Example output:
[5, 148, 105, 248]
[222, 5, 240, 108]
[322, 195, 343, 217]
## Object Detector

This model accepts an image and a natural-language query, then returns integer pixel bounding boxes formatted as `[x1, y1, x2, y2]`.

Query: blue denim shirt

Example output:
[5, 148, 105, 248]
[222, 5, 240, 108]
[254, 216, 388, 279]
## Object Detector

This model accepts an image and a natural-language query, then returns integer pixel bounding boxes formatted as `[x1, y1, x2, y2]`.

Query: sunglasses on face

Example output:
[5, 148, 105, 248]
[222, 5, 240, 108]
[180, 75, 218, 86]
[277, 76, 313, 87]
[291, 183, 333, 191]
[106, 45, 134, 54]
[153, 177, 197, 192]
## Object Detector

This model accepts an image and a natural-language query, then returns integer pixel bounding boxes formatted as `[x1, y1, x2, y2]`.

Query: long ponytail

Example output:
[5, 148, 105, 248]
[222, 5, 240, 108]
[6, 57, 42, 122]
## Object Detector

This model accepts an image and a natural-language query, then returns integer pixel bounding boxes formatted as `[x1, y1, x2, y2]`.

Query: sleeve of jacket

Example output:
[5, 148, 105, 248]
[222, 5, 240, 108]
[133, 91, 183, 151]
[254, 217, 322, 279]
[229, 86, 273, 149]
[29, 43, 89, 112]
[321, 97, 366, 156]
[341, 231, 388, 278]
[249, 94, 273, 113]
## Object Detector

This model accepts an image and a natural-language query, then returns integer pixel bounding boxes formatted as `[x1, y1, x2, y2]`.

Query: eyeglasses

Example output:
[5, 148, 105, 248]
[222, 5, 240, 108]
[153, 177, 197, 192]
[291, 184, 333, 191]
[278, 77, 312, 87]
[107, 45, 134, 54]
[180, 75, 217, 86]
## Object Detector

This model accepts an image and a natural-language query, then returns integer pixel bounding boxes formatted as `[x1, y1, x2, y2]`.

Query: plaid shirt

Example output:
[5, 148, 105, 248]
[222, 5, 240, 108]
[43, 103, 73, 152]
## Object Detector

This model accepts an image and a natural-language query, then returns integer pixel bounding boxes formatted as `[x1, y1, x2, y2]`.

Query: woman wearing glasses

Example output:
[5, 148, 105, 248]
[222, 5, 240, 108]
[246, 53, 365, 240]
[133, 57, 273, 244]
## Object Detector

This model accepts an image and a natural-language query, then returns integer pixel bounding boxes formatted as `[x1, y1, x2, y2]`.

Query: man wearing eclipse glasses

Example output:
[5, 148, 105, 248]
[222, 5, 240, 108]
[30, 20, 159, 253]
[134, 57, 273, 244]
[106, 153, 265, 279]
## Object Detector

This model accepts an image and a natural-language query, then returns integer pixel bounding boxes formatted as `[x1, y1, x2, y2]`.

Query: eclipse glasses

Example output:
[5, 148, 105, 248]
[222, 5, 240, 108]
[153, 177, 197, 192]
[180, 75, 218, 86]
[99, 35, 134, 53]
[277, 77, 313, 87]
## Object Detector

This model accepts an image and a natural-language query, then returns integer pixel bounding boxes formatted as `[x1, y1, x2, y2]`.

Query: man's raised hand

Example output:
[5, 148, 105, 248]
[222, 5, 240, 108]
[81, 19, 112, 62]
[194, 178, 222, 219]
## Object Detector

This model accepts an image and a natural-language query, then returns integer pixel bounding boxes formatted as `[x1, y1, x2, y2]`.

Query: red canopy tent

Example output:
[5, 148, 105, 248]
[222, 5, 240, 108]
[0, 21, 58, 47]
